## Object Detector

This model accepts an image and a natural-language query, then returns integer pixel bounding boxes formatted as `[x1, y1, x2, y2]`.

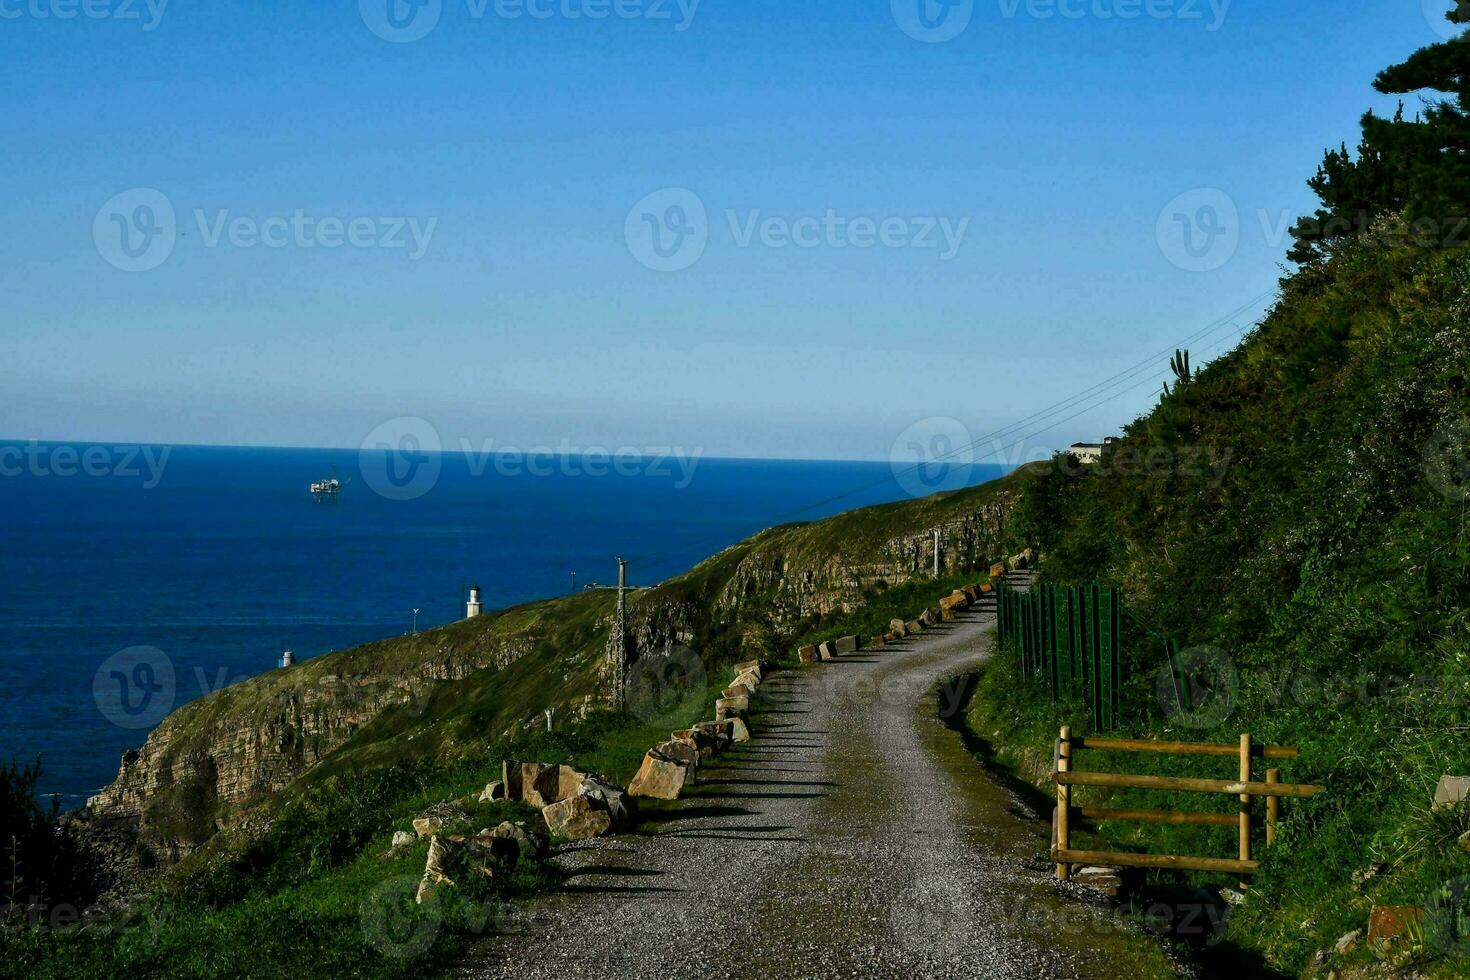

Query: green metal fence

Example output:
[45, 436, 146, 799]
[996, 578, 1122, 731]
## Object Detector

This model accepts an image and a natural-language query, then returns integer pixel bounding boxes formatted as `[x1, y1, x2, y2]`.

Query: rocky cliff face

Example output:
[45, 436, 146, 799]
[85, 482, 1017, 867]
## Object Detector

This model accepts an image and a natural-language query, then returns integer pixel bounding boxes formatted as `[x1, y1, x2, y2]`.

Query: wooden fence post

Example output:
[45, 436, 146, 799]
[1057, 725, 1071, 881]
[1266, 768, 1280, 846]
[1239, 732, 1252, 890]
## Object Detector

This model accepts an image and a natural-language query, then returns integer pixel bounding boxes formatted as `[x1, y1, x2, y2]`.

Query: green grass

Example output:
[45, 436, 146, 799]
[965, 230, 1470, 974]
[2, 678, 725, 980]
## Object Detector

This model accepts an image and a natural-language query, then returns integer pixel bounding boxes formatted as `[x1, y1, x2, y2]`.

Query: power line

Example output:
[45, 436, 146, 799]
[624, 289, 1275, 577]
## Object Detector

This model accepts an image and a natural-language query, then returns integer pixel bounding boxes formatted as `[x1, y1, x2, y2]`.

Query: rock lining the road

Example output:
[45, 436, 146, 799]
[461, 590, 1167, 979]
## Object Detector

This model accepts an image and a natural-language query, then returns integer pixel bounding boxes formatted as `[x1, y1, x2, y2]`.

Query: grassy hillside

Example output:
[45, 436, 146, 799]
[4, 466, 1022, 978]
[967, 226, 1470, 974]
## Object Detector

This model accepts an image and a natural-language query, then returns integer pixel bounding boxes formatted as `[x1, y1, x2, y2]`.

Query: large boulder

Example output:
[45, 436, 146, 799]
[723, 683, 755, 700]
[477, 781, 506, 803]
[889, 618, 908, 637]
[654, 739, 701, 768]
[391, 830, 416, 849]
[798, 644, 819, 664]
[480, 821, 545, 861]
[715, 695, 749, 720]
[940, 591, 970, 612]
[817, 640, 838, 661]
[542, 795, 613, 841]
[733, 659, 764, 678]
[1435, 775, 1470, 809]
[989, 562, 1007, 579]
[722, 716, 751, 744]
[1368, 905, 1423, 957]
[413, 816, 445, 838]
[521, 763, 562, 808]
[628, 749, 693, 800]
[905, 619, 923, 634]
[733, 669, 762, 689]
[673, 727, 719, 759]
[691, 721, 733, 754]
[834, 635, 861, 655]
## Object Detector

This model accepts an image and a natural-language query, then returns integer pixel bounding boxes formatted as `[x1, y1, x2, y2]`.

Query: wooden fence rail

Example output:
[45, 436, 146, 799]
[1051, 727, 1323, 887]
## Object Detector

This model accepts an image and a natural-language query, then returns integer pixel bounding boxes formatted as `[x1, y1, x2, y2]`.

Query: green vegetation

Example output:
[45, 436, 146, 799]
[2, 681, 718, 980]
[782, 570, 989, 666]
[1289, 2, 1470, 265]
[964, 14, 1470, 972]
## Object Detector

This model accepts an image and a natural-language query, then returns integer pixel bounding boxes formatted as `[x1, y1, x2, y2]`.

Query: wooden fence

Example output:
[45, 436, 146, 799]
[997, 580, 1122, 729]
[1050, 727, 1323, 886]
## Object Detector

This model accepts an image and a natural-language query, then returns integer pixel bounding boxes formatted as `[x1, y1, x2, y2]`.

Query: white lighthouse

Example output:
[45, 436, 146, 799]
[466, 584, 482, 619]
[280, 649, 295, 668]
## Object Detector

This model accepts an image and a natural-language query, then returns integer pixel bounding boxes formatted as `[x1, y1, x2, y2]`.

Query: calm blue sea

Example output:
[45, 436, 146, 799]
[0, 441, 1006, 805]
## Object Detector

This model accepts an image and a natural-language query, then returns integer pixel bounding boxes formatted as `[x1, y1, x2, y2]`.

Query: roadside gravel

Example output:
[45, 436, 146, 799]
[460, 595, 1171, 979]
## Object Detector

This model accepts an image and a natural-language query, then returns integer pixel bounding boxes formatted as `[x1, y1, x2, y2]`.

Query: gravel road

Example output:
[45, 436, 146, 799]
[460, 588, 1171, 979]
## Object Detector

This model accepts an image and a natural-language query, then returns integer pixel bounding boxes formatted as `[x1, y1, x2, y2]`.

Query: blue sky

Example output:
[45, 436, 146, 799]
[0, 1, 1448, 462]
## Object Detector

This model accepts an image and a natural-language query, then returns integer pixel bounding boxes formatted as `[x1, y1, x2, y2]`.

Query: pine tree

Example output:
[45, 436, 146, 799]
[1290, 4, 1470, 263]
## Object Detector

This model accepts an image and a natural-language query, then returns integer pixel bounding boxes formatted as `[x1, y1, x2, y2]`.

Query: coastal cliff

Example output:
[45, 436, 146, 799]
[85, 476, 1019, 866]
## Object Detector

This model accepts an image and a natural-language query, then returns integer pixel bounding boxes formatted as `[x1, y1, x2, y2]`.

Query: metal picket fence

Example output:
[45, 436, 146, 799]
[996, 578, 1123, 730]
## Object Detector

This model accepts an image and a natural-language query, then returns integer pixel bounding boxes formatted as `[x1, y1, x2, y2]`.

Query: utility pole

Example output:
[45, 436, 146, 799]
[933, 528, 941, 578]
[610, 557, 629, 709]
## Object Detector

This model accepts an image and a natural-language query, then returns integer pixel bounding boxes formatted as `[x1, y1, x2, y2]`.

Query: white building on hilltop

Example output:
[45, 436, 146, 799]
[1068, 437, 1120, 464]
